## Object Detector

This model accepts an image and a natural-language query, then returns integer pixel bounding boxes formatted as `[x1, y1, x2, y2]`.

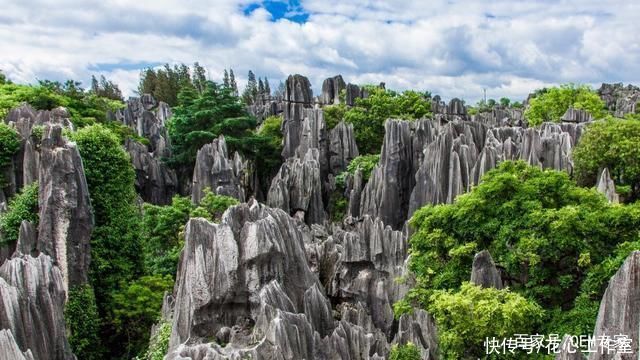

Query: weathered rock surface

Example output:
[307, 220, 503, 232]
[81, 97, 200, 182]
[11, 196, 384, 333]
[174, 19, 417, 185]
[597, 168, 620, 204]
[394, 310, 439, 360]
[281, 75, 313, 158]
[126, 139, 177, 205]
[562, 107, 593, 123]
[321, 75, 346, 105]
[329, 121, 359, 175]
[115, 95, 171, 157]
[598, 83, 640, 117]
[37, 125, 93, 291]
[470, 250, 503, 289]
[191, 135, 248, 203]
[359, 120, 416, 230]
[589, 251, 640, 360]
[0, 329, 34, 360]
[267, 148, 326, 225]
[0, 254, 74, 360]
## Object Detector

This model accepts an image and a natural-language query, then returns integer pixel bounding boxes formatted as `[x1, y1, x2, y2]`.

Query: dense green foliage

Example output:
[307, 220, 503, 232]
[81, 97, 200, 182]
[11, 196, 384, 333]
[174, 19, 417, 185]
[0, 79, 124, 127]
[112, 275, 174, 358]
[138, 321, 172, 360]
[389, 342, 422, 360]
[427, 283, 543, 359]
[525, 84, 605, 126]
[0, 183, 39, 246]
[323, 103, 347, 129]
[167, 81, 281, 192]
[65, 285, 102, 360]
[574, 115, 640, 200]
[402, 161, 640, 358]
[142, 196, 192, 277]
[71, 125, 144, 358]
[190, 188, 239, 222]
[138, 63, 208, 106]
[0, 123, 20, 185]
[335, 154, 380, 187]
[328, 87, 431, 154]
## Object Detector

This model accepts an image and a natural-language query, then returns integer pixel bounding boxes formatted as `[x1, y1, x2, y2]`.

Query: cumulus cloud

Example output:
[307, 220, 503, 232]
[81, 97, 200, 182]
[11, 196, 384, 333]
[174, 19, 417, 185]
[0, 0, 637, 102]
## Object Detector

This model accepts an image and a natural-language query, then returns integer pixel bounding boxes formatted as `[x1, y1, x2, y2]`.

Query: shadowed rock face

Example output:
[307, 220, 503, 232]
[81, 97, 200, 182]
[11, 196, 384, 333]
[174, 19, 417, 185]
[282, 75, 313, 158]
[321, 75, 346, 105]
[116, 95, 171, 158]
[126, 139, 177, 205]
[0, 254, 74, 360]
[191, 135, 248, 203]
[169, 200, 319, 348]
[37, 125, 93, 291]
[589, 251, 640, 360]
[470, 250, 503, 289]
[329, 121, 359, 175]
[598, 83, 640, 117]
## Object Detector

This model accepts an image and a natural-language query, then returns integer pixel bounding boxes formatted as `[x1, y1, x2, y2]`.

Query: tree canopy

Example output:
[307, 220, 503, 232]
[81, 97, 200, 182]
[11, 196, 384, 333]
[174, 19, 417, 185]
[524, 84, 605, 126]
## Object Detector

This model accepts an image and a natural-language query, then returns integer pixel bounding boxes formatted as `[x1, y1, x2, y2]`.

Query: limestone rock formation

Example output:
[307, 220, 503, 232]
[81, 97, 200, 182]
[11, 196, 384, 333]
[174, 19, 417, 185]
[126, 139, 178, 205]
[116, 95, 171, 157]
[562, 107, 593, 123]
[470, 250, 503, 289]
[394, 310, 439, 360]
[169, 200, 318, 349]
[281, 75, 313, 158]
[0, 329, 34, 360]
[598, 83, 640, 117]
[589, 251, 640, 360]
[321, 75, 346, 105]
[360, 120, 416, 230]
[191, 136, 247, 203]
[555, 335, 584, 360]
[37, 124, 93, 291]
[0, 254, 74, 360]
[267, 148, 326, 225]
[596, 168, 620, 204]
[329, 121, 359, 175]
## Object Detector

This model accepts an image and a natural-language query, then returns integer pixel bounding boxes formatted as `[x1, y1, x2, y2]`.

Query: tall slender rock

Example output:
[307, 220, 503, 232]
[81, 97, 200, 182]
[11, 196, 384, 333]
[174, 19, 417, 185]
[37, 124, 93, 291]
[596, 168, 620, 204]
[589, 251, 640, 360]
[281, 75, 313, 159]
[470, 250, 503, 289]
[321, 75, 346, 105]
[191, 135, 247, 203]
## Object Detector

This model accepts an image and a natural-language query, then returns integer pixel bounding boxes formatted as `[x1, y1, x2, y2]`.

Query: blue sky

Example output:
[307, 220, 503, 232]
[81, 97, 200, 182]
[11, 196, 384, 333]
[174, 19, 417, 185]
[0, 0, 638, 102]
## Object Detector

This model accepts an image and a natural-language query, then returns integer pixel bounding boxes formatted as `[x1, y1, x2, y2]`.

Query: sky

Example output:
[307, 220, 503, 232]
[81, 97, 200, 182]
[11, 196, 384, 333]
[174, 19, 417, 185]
[0, 0, 638, 103]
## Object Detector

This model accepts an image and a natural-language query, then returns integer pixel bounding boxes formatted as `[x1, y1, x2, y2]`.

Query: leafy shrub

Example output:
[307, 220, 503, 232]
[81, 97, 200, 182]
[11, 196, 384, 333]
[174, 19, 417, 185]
[389, 342, 422, 360]
[190, 188, 239, 222]
[0, 123, 20, 178]
[324, 103, 347, 129]
[0, 183, 39, 245]
[524, 84, 605, 126]
[343, 88, 431, 154]
[336, 154, 381, 187]
[427, 283, 543, 359]
[574, 116, 640, 200]
[142, 196, 192, 277]
[65, 284, 102, 360]
[112, 275, 174, 358]
[141, 320, 171, 360]
[71, 124, 143, 358]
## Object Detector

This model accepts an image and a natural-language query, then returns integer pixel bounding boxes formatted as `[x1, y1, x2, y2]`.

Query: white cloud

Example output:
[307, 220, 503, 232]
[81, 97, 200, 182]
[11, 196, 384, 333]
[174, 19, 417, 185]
[0, 0, 638, 103]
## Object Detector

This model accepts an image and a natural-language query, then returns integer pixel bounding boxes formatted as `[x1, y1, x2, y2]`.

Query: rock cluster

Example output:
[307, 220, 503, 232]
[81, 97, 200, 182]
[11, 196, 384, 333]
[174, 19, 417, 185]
[321, 75, 346, 105]
[115, 95, 178, 204]
[598, 83, 640, 117]
[191, 135, 249, 203]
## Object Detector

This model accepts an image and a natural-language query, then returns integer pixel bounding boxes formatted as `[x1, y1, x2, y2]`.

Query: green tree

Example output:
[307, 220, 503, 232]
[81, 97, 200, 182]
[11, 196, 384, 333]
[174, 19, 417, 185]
[142, 196, 193, 277]
[112, 275, 174, 358]
[242, 70, 258, 104]
[499, 97, 511, 107]
[0, 183, 38, 246]
[524, 84, 605, 126]
[407, 161, 640, 308]
[71, 124, 143, 358]
[167, 81, 281, 192]
[427, 283, 543, 359]
[141, 321, 171, 360]
[65, 284, 102, 360]
[342, 87, 431, 154]
[0, 123, 20, 185]
[389, 342, 422, 360]
[573, 116, 640, 200]
[190, 188, 239, 222]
